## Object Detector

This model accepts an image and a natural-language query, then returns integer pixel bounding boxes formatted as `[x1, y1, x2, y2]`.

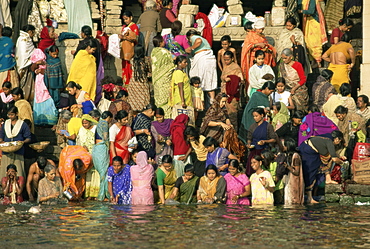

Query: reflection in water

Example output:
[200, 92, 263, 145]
[0, 202, 369, 248]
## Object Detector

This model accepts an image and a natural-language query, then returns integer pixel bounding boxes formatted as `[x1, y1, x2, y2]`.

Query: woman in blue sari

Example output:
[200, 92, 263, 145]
[107, 156, 132, 205]
[203, 137, 237, 176]
[92, 111, 112, 201]
[245, 108, 278, 176]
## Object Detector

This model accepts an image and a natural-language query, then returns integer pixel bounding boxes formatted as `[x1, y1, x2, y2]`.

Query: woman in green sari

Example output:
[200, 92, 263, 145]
[170, 164, 200, 204]
[92, 111, 113, 201]
[271, 102, 290, 131]
[156, 155, 177, 204]
[151, 35, 175, 118]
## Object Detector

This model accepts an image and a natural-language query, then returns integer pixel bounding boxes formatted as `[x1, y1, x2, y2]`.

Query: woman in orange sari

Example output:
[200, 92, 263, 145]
[241, 20, 276, 92]
[109, 110, 134, 164]
[120, 10, 139, 85]
[58, 145, 92, 200]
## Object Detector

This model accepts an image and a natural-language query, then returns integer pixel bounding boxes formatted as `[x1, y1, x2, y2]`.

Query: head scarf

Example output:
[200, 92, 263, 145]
[272, 102, 290, 129]
[253, 18, 265, 29]
[38, 26, 55, 52]
[200, 93, 228, 134]
[81, 114, 98, 125]
[170, 114, 189, 135]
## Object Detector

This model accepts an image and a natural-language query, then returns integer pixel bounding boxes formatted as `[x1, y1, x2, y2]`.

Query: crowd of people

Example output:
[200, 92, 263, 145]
[0, 0, 366, 206]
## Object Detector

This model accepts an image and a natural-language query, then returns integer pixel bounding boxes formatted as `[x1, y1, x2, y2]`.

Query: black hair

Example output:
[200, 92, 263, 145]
[81, 25, 92, 37]
[89, 109, 101, 119]
[339, 18, 354, 27]
[153, 35, 164, 47]
[66, 81, 82, 90]
[36, 156, 48, 170]
[203, 136, 219, 148]
[171, 20, 183, 37]
[85, 39, 98, 49]
[291, 110, 305, 119]
[274, 101, 282, 112]
[252, 154, 263, 163]
[162, 0, 173, 7]
[223, 50, 234, 58]
[261, 81, 275, 90]
[175, 55, 187, 65]
[184, 164, 195, 173]
[116, 77, 124, 86]
[190, 76, 201, 86]
[334, 105, 348, 114]
[184, 126, 200, 142]
[332, 130, 345, 149]
[112, 156, 123, 164]
[133, 45, 148, 83]
[339, 83, 351, 96]
[275, 77, 286, 85]
[228, 159, 242, 172]
[116, 89, 128, 99]
[284, 138, 297, 153]
[308, 104, 320, 113]
[7, 164, 17, 172]
[73, 159, 84, 171]
[101, 111, 113, 119]
[255, 50, 265, 58]
[116, 110, 129, 120]
[44, 164, 56, 173]
[155, 107, 165, 116]
[45, 44, 59, 53]
[162, 154, 173, 164]
[205, 164, 220, 177]
[11, 87, 24, 99]
[186, 29, 201, 38]
[358, 95, 370, 105]
[341, 33, 352, 43]
[262, 150, 275, 170]
[7, 106, 18, 114]
[143, 103, 157, 112]
[252, 107, 265, 116]
[2, 27, 12, 37]
[321, 69, 333, 80]
[285, 17, 297, 26]
[122, 10, 133, 18]
[2, 81, 11, 89]
[21, 25, 36, 32]
[220, 35, 231, 43]
[244, 21, 254, 31]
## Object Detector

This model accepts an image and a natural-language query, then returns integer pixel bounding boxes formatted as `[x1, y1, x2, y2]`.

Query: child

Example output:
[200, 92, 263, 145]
[261, 150, 284, 204]
[248, 50, 275, 97]
[190, 76, 204, 120]
[272, 77, 295, 111]
[44, 45, 64, 107]
[249, 155, 275, 206]
[0, 81, 14, 123]
[217, 35, 237, 71]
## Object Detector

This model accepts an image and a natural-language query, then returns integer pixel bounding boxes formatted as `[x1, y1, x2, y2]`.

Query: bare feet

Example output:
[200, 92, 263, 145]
[326, 180, 339, 184]
[310, 199, 319, 204]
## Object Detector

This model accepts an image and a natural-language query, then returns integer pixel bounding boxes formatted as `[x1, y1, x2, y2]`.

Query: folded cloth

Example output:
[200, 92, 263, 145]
[58, 32, 79, 41]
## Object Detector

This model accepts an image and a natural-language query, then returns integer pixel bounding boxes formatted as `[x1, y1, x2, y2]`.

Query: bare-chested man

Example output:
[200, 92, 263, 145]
[26, 156, 57, 201]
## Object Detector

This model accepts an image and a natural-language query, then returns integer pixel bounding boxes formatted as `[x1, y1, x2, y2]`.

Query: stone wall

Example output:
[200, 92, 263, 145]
[326, 184, 370, 205]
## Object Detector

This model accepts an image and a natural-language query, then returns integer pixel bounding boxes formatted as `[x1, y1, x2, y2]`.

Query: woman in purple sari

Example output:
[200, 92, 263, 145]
[203, 137, 237, 176]
[298, 104, 338, 146]
[224, 159, 251, 205]
[245, 108, 277, 176]
[151, 108, 173, 164]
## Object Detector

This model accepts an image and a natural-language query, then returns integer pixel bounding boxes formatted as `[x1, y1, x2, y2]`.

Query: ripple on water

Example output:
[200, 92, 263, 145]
[0, 202, 370, 248]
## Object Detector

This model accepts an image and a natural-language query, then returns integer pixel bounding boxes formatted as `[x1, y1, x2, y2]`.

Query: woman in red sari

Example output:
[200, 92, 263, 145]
[120, 10, 139, 85]
[38, 20, 56, 52]
[58, 145, 92, 200]
[109, 110, 134, 164]
[241, 20, 276, 92]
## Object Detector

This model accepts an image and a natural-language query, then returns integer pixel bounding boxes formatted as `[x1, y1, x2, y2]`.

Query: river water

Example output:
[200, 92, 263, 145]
[0, 202, 369, 248]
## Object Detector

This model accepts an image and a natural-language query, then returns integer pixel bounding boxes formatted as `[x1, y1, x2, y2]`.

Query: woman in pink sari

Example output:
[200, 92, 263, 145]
[109, 110, 133, 164]
[130, 151, 154, 205]
[224, 159, 251, 205]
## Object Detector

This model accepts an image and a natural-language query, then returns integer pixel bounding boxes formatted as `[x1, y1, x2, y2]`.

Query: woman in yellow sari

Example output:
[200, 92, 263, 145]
[301, 0, 327, 66]
[322, 33, 355, 92]
[11, 87, 34, 132]
[197, 164, 226, 204]
[67, 39, 98, 101]
[156, 155, 177, 204]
